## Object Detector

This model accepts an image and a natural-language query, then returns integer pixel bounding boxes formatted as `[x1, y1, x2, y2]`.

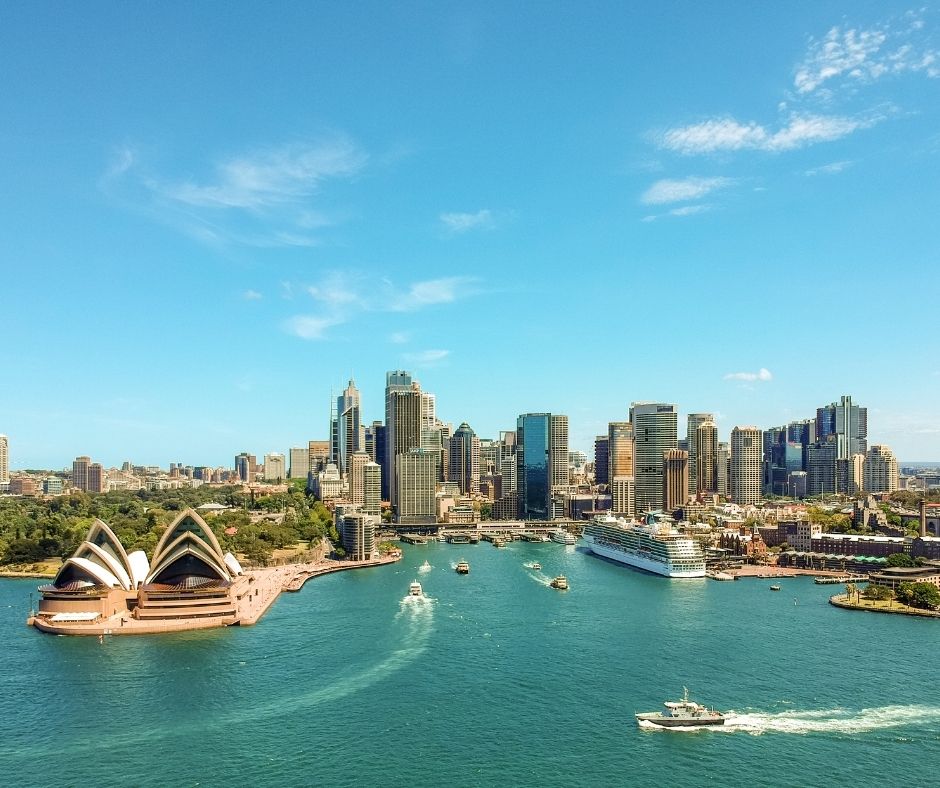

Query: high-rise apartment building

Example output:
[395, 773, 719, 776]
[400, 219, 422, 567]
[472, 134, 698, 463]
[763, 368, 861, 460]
[72, 456, 91, 491]
[448, 422, 480, 495]
[0, 434, 8, 484]
[864, 445, 899, 493]
[362, 461, 381, 516]
[730, 426, 762, 505]
[716, 442, 730, 497]
[686, 414, 712, 494]
[395, 449, 438, 525]
[550, 415, 569, 491]
[594, 435, 609, 486]
[611, 476, 636, 518]
[348, 451, 370, 507]
[517, 413, 552, 520]
[87, 462, 106, 494]
[662, 449, 689, 512]
[263, 453, 286, 481]
[630, 403, 678, 512]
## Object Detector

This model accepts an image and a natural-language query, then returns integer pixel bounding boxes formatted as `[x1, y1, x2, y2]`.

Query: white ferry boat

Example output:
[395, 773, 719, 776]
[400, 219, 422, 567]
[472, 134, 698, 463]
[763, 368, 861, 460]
[550, 529, 577, 545]
[581, 513, 706, 578]
[409, 580, 423, 596]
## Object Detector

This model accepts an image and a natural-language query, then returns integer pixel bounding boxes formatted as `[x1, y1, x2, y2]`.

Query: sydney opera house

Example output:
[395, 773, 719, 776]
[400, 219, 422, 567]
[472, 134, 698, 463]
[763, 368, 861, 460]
[32, 508, 247, 634]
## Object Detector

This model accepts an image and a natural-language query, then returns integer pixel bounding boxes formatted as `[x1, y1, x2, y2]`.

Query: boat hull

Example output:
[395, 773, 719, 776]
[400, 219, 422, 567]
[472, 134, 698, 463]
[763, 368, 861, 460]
[635, 713, 725, 727]
[583, 536, 705, 578]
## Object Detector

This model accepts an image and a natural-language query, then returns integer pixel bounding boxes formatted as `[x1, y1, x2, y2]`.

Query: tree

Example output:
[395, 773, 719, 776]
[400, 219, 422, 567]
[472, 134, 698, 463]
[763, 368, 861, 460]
[899, 582, 940, 610]
[862, 584, 894, 601]
[886, 552, 915, 568]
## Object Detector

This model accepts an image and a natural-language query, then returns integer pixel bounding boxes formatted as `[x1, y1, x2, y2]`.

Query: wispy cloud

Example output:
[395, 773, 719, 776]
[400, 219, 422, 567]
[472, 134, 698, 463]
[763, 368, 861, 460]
[658, 113, 877, 155]
[642, 204, 713, 223]
[440, 209, 495, 233]
[282, 315, 344, 340]
[242, 289, 263, 300]
[388, 276, 477, 312]
[404, 349, 450, 366]
[388, 331, 410, 344]
[724, 368, 773, 382]
[804, 160, 855, 176]
[641, 176, 733, 204]
[794, 16, 939, 96]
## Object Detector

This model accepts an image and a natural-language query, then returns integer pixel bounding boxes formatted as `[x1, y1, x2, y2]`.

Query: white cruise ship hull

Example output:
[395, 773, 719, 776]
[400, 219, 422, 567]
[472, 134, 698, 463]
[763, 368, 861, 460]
[583, 535, 705, 578]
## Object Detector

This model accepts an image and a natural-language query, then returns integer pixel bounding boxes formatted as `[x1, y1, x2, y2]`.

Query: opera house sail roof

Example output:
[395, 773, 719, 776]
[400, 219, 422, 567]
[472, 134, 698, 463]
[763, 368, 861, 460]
[45, 519, 148, 592]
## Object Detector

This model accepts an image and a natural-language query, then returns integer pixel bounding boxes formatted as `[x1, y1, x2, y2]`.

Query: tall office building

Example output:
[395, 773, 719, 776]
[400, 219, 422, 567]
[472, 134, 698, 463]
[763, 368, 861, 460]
[362, 461, 382, 516]
[517, 413, 552, 520]
[448, 422, 480, 495]
[717, 442, 730, 497]
[388, 384, 424, 511]
[498, 430, 517, 494]
[808, 439, 837, 496]
[384, 370, 414, 508]
[72, 456, 91, 491]
[817, 395, 867, 460]
[608, 422, 635, 480]
[686, 414, 713, 494]
[0, 435, 8, 484]
[594, 435, 609, 486]
[395, 449, 438, 525]
[864, 445, 899, 493]
[550, 415, 569, 491]
[694, 420, 718, 494]
[611, 476, 636, 517]
[730, 427, 762, 505]
[348, 451, 370, 506]
[479, 439, 499, 477]
[336, 379, 363, 475]
[662, 449, 689, 512]
[307, 441, 330, 475]
[289, 447, 309, 480]
[234, 452, 252, 482]
[263, 453, 286, 481]
[630, 403, 678, 512]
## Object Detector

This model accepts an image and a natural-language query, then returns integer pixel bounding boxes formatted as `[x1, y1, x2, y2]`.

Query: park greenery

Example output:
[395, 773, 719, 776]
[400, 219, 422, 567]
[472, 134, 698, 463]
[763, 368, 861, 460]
[0, 481, 334, 568]
[858, 580, 940, 610]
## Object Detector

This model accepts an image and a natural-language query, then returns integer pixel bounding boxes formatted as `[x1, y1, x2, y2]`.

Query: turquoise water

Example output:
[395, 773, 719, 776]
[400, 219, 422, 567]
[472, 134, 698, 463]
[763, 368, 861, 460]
[2, 542, 939, 787]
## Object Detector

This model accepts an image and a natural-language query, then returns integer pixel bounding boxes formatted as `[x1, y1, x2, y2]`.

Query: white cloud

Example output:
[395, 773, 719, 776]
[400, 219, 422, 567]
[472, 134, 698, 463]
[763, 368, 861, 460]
[388, 331, 410, 344]
[440, 209, 495, 233]
[659, 113, 875, 155]
[242, 289, 263, 300]
[794, 19, 939, 95]
[282, 315, 343, 340]
[724, 368, 773, 382]
[307, 276, 364, 307]
[388, 276, 477, 311]
[403, 349, 450, 365]
[166, 139, 367, 209]
[804, 160, 854, 176]
[641, 176, 733, 205]
[669, 204, 711, 217]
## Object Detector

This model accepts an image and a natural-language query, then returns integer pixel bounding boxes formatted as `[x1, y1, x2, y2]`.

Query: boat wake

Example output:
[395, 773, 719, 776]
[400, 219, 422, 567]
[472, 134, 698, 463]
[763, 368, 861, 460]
[417, 562, 433, 574]
[639, 705, 940, 735]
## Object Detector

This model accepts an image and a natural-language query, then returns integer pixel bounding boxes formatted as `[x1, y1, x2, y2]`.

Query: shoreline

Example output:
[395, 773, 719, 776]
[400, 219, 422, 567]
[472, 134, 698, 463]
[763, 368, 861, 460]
[829, 593, 940, 619]
[26, 552, 402, 636]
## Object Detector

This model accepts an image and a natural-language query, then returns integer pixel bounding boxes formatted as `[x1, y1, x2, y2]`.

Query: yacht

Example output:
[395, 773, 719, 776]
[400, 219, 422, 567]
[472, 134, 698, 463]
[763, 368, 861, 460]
[408, 580, 423, 596]
[455, 560, 470, 575]
[550, 575, 568, 590]
[550, 529, 576, 545]
[636, 689, 725, 728]
[531, 562, 542, 571]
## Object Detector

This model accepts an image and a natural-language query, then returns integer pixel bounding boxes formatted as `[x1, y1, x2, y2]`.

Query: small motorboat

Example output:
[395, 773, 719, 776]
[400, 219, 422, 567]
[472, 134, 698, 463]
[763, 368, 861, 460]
[456, 561, 470, 574]
[531, 562, 542, 571]
[770, 584, 781, 591]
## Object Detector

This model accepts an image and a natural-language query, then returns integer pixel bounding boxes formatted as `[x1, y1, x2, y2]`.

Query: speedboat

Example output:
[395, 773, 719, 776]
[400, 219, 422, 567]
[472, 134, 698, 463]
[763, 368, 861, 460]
[409, 580, 423, 596]
[770, 584, 781, 591]
[636, 688, 725, 727]
[531, 562, 542, 571]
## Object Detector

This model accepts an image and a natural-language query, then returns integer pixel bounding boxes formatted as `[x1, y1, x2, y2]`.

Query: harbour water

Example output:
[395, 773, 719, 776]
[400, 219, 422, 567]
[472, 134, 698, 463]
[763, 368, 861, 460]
[2, 541, 939, 787]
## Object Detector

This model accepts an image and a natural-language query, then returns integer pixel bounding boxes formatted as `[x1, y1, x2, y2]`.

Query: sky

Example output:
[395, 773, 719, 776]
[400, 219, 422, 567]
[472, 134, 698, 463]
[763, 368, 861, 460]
[2, 1, 939, 469]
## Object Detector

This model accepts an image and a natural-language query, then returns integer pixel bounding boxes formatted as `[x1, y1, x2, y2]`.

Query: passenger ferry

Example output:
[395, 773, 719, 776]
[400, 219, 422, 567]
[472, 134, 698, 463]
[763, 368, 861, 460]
[581, 513, 706, 578]
[409, 580, 423, 596]
[455, 560, 470, 574]
[550, 529, 577, 545]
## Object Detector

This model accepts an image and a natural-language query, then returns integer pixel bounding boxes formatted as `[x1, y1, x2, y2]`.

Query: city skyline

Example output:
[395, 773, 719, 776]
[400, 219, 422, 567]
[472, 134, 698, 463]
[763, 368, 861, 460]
[3, 3, 940, 467]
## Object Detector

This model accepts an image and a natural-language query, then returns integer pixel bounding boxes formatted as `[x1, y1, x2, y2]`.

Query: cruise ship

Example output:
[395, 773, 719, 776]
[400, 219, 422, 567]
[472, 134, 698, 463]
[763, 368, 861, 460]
[581, 513, 706, 578]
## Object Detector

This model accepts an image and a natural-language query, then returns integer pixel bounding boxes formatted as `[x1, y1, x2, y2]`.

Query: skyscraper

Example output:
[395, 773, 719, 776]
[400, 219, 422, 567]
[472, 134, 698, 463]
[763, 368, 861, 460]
[517, 413, 551, 520]
[594, 435, 609, 486]
[362, 461, 382, 516]
[498, 430, 517, 494]
[611, 476, 636, 518]
[717, 442, 730, 497]
[550, 415, 569, 491]
[730, 427, 762, 505]
[336, 379, 363, 475]
[686, 413, 713, 493]
[307, 441, 330, 476]
[263, 453, 285, 481]
[630, 403, 678, 512]
[808, 438, 837, 496]
[384, 370, 414, 507]
[388, 383, 423, 511]
[694, 419, 718, 494]
[87, 462, 105, 494]
[395, 449, 438, 525]
[348, 451, 370, 507]
[816, 395, 867, 460]
[662, 449, 689, 511]
[0, 435, 8, 484]
[235, 452, 252, 482]
[864, 445, 899, 493]
[289, 447, 309, 480]
[608, 422, 635, 479]
[72, 456, 91, 491]
[448, 422, 481, 495]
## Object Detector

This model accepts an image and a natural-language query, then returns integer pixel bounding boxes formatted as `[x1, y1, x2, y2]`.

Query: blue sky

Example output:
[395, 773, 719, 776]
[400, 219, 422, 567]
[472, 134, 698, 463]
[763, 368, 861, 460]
[2, 2, 939, 469]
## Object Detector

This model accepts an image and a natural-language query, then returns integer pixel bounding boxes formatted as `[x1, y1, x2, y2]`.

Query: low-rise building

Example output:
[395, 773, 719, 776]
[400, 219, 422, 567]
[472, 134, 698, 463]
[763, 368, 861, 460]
[868, 566, 940, 591]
